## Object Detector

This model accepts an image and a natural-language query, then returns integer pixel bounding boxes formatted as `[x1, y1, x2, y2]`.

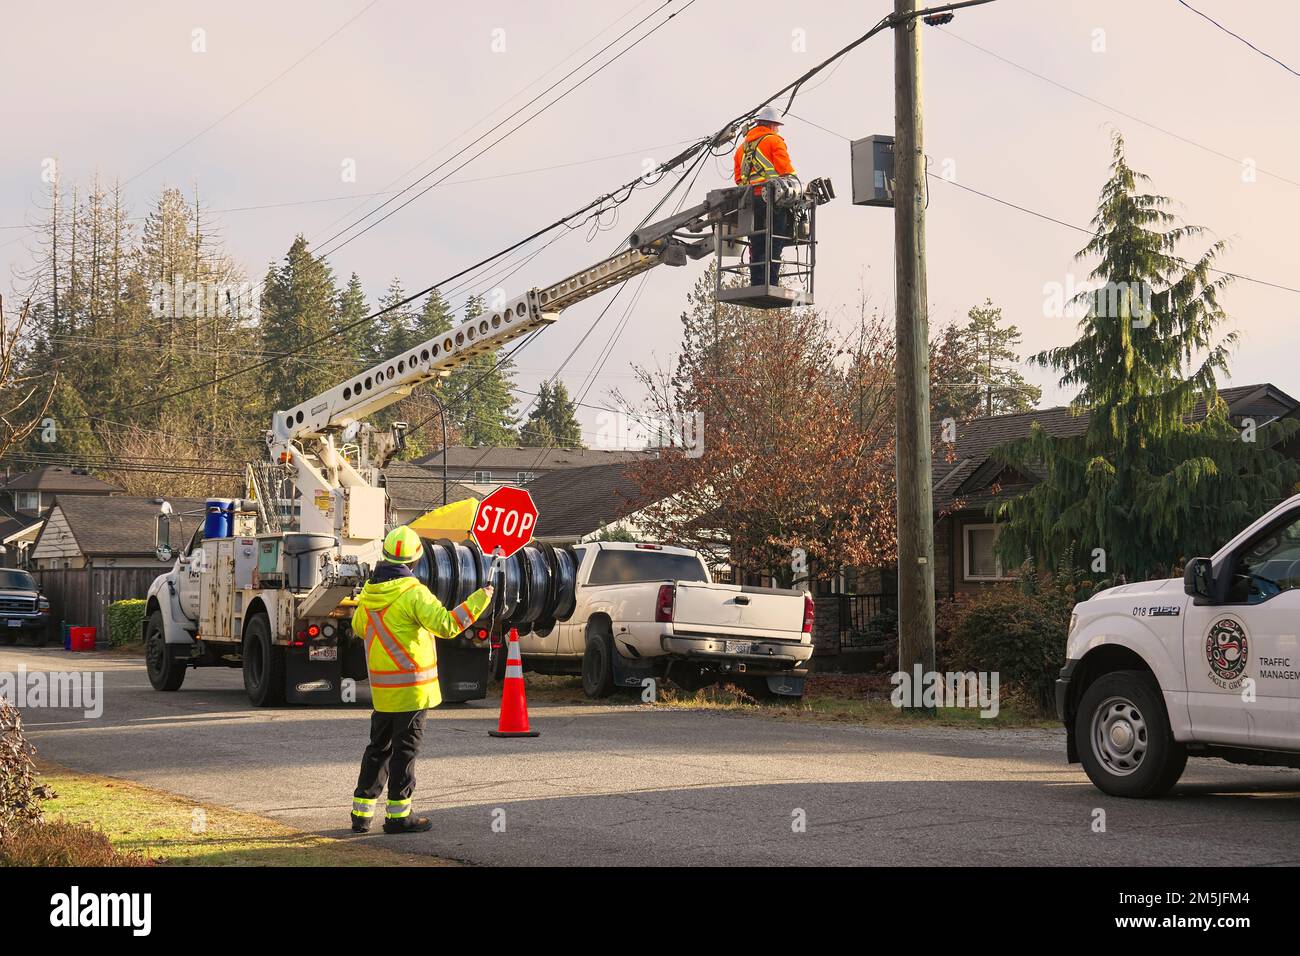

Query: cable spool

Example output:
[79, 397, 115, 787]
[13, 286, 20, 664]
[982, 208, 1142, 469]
[410, 537, 578, 633]
[418, 538, 456, 608]
[514, 545, 551, 624]
[475, 544, 522, 620]
[549, 545, 579, 621]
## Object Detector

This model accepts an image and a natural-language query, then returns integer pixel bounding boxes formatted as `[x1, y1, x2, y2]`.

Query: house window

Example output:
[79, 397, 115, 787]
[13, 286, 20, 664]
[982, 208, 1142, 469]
[963, 524, 1007, 581]
[516, 472, 535, 483]
[474, 471, 493, 483]
[14, 492, 38, 511]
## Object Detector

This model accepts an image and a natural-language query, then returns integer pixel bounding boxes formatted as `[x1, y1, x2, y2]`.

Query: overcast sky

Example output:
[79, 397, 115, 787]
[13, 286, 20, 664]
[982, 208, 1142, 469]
[4, 0, 1298, 444]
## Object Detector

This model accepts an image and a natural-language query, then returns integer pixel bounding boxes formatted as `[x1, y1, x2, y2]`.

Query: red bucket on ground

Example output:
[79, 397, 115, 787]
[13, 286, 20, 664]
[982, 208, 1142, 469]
[69, 626, 96, 651]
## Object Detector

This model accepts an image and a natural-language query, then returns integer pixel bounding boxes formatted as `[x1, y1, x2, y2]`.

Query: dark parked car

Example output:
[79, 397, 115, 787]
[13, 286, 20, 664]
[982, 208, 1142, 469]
[0, 569, 52, 644]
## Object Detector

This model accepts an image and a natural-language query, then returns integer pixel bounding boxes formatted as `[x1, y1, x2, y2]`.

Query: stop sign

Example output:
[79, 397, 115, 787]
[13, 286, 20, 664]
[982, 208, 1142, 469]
[471, 486, 539, 559]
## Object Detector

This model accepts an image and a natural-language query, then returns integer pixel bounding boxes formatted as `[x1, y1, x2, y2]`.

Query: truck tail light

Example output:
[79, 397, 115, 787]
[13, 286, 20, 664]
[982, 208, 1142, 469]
[802, 595, 815, 633]
[655, 584, 674, 623]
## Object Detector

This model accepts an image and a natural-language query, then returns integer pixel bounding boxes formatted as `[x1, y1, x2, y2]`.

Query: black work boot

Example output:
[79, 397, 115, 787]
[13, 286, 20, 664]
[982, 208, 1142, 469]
[350, 812, 372, 833]
[383, 815, 433, 834]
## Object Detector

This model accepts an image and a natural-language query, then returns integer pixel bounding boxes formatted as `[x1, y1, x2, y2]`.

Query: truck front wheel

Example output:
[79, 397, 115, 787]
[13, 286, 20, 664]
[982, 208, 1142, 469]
[243, 614, 286, 707]
[1075, 670, 1186, 798]
[145, 610, 186, 691]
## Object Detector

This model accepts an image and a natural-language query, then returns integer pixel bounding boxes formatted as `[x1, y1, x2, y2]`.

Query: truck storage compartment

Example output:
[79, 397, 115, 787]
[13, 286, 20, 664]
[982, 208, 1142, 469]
[282, 533, 337, 591]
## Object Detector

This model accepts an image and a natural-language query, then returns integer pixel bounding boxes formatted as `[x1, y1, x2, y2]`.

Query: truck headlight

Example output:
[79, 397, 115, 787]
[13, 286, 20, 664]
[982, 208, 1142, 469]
[1068, 611, 1079, 637]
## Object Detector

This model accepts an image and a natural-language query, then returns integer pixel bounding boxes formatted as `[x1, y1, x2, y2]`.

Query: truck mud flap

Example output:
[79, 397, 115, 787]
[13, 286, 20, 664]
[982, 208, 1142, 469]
[611, 651, 659, 688]
[286, 653, 344, 705]
[437, 640, 490, 703]
[766, 674, 805, 697]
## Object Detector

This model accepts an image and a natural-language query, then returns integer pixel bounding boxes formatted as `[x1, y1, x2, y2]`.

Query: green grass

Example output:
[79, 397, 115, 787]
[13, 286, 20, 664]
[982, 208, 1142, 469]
[34, 762, 454, 867]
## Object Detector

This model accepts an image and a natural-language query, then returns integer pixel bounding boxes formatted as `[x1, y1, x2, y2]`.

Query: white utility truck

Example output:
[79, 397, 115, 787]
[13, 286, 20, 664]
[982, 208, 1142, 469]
[1058, 494, 1300, 797]
[512, 542, 813, 700]
[143, 173, 834, 706]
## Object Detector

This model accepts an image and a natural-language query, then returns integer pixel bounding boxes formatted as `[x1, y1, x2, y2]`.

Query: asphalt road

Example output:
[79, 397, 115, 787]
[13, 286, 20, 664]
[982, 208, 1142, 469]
[7, 646, 1300, 866]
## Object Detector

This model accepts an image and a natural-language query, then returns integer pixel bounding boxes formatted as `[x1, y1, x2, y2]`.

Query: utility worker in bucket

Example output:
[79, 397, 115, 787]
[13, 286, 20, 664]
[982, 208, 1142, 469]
[349, 526, 493, 834]
[734, 105, 797, 287]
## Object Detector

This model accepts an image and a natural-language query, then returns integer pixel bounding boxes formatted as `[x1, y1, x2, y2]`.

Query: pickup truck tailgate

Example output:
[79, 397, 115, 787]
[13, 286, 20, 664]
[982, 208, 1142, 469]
[672, 582, 805, 641]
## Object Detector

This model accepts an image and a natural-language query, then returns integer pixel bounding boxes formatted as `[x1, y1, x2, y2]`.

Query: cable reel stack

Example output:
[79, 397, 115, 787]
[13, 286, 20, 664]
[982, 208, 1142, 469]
[413, 538, 579, 637]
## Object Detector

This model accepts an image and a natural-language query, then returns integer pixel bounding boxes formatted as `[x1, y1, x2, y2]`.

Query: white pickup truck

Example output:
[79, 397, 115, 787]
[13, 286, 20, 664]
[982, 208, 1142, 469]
[1058, 493, 1300, 798]
[513, 542, 814, 699]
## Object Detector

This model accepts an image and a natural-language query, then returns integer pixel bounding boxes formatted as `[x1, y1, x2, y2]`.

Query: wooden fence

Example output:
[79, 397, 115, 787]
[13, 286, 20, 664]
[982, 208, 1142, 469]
[31, 567, 161, 643]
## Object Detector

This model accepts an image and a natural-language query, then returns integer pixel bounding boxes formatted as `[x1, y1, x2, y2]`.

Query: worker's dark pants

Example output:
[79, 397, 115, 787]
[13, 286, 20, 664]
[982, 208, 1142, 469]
[750, 194, 792, 286]
[354, 709, 426, 802]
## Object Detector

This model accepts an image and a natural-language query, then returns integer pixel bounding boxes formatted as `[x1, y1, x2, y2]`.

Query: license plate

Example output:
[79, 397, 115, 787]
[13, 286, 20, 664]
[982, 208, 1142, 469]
[309, 645, 337, 661]
[7, 620, 19, 628]
[724, 640, 755, 655]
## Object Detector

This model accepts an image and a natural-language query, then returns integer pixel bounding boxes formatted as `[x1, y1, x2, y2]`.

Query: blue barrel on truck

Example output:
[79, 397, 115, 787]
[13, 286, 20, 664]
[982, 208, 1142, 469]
[204, 499, 231, 539]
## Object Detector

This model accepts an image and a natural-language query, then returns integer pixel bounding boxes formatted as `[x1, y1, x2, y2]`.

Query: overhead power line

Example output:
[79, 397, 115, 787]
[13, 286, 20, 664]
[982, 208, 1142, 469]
[935, 30, 1300, 189]
[789, 112, 1300, 297]
[124, 0, 383, 186]
[1177, 0, 1300, 77]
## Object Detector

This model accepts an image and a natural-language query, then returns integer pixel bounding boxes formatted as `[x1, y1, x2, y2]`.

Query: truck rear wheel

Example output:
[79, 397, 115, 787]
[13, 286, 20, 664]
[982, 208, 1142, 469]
[1075, 670, 1186, 798]
[582, 626, 616, 699]
[145, 610, 186, 692]
[243, 613, 286, 707]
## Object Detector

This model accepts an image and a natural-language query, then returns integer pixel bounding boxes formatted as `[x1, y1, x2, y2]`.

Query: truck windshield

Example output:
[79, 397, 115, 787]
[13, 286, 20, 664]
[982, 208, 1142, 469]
[0, 570, 37, 590]
[587, 550, 708, 585]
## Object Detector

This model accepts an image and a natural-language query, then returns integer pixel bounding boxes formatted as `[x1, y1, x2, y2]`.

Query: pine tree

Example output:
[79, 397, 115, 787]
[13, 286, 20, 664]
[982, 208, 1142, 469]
[259, 236, 340, 413]
[993, 135, 1299, 580]
[337, 273, 370, 371]
[520, 379, 583, 447]
[443, 295, 518, 446]
[373, 277, 416, 364]
[932, 300, 1040, 420]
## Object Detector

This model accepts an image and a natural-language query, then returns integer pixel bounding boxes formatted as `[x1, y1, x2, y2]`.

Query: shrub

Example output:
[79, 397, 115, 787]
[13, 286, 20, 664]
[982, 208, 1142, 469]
[0, 819, 151, 866]
[946, 584, 1068, 712]
[107, 599, 147, 648]
[0, 700, 53, 840]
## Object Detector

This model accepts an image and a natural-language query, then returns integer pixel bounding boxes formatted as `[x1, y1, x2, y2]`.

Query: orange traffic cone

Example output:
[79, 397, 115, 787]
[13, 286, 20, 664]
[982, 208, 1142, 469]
[490, 628, 539, 738]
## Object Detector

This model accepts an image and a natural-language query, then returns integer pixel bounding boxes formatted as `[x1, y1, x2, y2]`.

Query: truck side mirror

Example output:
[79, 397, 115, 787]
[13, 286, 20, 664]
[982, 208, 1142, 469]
[155, 513, 174, 562]
[1184, 557, 1213, 601]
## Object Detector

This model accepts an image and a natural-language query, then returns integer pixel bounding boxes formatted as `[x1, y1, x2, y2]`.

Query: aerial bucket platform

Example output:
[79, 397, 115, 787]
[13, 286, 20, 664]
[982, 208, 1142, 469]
[713, 177, 834, 310]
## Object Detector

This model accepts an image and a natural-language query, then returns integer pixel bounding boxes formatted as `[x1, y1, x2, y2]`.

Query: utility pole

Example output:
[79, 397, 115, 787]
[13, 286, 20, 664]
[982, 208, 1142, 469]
[892, 0, 936, 703]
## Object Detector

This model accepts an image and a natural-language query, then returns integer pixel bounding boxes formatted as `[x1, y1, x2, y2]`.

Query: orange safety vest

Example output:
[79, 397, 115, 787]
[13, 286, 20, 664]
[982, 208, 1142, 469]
[734, 125, 795, 194]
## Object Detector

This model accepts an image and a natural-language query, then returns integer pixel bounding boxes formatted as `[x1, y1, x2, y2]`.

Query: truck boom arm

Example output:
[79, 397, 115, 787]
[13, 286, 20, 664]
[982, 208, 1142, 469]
[268, 186, 746, 455]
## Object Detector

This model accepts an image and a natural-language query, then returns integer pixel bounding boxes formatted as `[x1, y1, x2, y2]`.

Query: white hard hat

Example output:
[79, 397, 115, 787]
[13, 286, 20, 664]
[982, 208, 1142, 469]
[753, 106, 784, 126]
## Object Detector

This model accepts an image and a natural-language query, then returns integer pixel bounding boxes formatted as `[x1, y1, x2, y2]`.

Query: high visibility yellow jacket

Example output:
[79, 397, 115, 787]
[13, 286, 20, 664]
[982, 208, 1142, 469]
[350, 576, 491, 712]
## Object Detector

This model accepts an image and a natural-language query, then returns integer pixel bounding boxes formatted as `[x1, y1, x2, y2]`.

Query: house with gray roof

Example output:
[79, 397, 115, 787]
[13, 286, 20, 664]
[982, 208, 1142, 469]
[29, 495, 207, 570]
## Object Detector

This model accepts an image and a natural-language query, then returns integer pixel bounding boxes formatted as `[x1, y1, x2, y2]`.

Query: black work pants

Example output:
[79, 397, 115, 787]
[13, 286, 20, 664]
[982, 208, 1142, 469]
[750, 193, 792, 287]
[354, 708, 427, 802]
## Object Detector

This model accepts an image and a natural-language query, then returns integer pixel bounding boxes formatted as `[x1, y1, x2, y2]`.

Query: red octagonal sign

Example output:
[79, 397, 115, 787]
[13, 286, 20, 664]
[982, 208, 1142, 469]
[471, 486, 539, 559]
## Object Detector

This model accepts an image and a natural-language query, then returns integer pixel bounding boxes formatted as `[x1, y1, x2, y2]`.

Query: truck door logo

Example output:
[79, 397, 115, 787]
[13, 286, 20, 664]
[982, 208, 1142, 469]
[1205, 618, 1249, 689]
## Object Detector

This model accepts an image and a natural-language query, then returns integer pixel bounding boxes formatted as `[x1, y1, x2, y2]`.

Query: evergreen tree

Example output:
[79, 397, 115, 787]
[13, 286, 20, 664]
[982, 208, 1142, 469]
[993, 135, 1299, 580]
[443, 295, 519, 446]
[259, 236, 340, 413]
[337, 272, 370, 371]
[520, 380, 584, 447]
[932, 300, 1040, 420]
[374, 277, 416, 363]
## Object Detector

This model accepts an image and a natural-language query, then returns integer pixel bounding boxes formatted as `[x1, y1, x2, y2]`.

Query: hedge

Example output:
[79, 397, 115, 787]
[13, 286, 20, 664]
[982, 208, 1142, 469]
[106, 599, 147, 648]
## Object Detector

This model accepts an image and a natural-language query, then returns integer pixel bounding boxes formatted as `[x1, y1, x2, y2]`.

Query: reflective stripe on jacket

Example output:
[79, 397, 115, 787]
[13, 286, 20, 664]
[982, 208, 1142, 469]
[350, 576, 491, 712]
[734, 125, 795, 194]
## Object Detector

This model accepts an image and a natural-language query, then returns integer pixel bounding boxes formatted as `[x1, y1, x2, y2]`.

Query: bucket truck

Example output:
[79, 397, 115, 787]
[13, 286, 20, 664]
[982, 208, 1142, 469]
[142, 176, 834, 706]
